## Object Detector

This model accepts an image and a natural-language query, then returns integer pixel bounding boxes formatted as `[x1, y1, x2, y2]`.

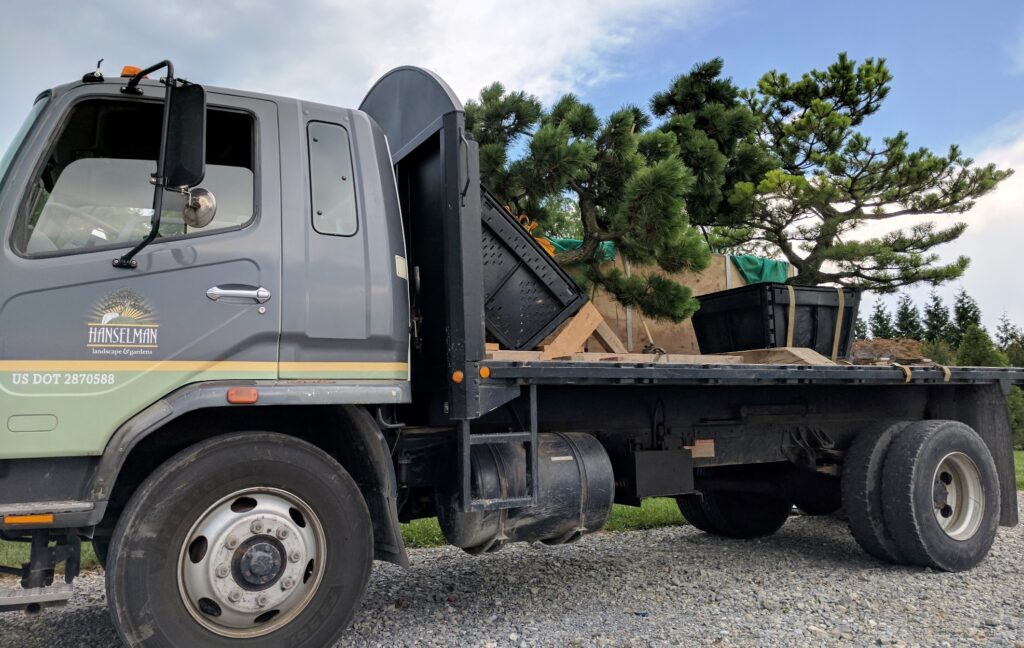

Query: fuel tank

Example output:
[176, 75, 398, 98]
[436, 432, 614, 554]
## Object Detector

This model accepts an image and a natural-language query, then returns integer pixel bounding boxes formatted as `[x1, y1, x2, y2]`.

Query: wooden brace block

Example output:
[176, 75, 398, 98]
[485, 342, 501, 352]
[539, 302, 605, 360]
[592, 319, 628, 354]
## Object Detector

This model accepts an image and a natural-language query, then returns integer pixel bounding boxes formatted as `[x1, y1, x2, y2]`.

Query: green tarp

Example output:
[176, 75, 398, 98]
[730, 254, 790, 284]
[548, 237, 617, 263]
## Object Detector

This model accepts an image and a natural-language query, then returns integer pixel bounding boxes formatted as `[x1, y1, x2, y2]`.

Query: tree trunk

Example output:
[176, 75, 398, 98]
[554, 197, 603, 265]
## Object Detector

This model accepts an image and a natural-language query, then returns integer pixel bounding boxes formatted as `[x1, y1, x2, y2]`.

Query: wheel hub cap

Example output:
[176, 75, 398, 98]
[931, 452, 984, 541]
[177, 488, 326, 638]
[236, 538, 284, 588]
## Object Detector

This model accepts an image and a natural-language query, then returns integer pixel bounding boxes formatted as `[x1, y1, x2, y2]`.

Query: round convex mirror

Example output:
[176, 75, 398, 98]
[183, 188, 217, 228]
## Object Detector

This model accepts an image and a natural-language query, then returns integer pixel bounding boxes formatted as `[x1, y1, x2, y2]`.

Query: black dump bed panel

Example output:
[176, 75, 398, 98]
[480, 189, 586, 350]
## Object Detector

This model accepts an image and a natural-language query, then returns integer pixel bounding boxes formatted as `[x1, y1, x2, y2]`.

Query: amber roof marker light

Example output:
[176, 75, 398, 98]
[120, 65, 146, 78]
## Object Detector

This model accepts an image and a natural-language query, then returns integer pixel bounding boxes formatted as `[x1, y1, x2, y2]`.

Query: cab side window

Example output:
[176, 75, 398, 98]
[11, 98, 255, 256]
[307, 121, 357, 236]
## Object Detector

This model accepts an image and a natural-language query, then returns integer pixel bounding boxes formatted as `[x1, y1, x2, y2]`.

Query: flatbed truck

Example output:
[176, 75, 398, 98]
[0, 60, 1021, 647]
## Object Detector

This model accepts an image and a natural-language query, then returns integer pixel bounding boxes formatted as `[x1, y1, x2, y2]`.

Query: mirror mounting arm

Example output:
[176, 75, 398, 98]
[120, 60, 173, 95]
[114, 61, 176, 269]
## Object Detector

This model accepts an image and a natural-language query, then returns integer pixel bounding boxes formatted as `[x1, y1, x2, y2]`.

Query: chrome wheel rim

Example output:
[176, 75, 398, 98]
[177, 487, 326, 638]
[931, 452, 984, 541]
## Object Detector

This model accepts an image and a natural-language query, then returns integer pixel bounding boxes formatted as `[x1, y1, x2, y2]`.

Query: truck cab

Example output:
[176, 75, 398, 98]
[0, 65, 417, 641]
[0, 69, 410, 458]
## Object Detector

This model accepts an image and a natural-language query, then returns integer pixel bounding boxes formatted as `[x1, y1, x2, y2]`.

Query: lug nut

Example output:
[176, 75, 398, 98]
[276, 527, 290, 540]
[228, 589, 242, 603]
[255, 593, 269, 608]
[215, 565, 229, 578]
[225, 535, 239, 549]
[251, 520, 264, 534]
[281, 576, 295, 591]
[289, 550, 302, 563]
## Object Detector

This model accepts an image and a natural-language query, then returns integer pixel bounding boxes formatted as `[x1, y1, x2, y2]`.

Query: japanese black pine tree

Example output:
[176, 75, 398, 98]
[716, 54, 1012, 292]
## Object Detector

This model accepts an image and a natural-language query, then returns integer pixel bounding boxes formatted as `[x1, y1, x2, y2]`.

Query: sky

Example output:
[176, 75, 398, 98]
[1, 0, 1022, 329]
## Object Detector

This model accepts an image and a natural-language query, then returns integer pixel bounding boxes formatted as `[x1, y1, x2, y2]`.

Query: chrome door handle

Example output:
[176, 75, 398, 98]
[206, 285, 272, 303]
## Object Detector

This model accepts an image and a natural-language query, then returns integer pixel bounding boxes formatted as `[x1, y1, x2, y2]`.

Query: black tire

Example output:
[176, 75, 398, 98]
[701, 490, 791, 538]
[106, 432, 373, 647]
[675, 494, 719, 533]
[841, 420, 911, 563]
[881, 420, 1000, 572]
[792, 473, 842, 516]
[678, 489, 791, 539]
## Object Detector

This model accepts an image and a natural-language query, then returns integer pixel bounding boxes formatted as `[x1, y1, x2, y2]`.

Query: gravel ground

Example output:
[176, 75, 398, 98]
[3, 497, 1023, 648]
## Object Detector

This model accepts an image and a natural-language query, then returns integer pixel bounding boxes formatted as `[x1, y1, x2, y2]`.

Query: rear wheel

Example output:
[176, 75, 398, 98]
[106, 432, 373, 647]
[677, 490, 791, 539]
[792, 473, 842, 516]
[881, 420, 1000, 572]
[675, 494, 718, 533]
[841, 421, 911, 563]
[701, 490, 792, 538]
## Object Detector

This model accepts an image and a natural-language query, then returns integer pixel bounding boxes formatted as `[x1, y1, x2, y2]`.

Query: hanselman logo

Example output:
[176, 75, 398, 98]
[87, 288, 159, 356]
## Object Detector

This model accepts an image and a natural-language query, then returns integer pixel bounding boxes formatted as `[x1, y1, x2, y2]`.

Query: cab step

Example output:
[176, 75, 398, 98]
[458, 385, 539, 512]
[0, 582, 73, 613]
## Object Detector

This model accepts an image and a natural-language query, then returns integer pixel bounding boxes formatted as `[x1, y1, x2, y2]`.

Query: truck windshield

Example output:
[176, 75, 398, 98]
[0, 96, 48, 188]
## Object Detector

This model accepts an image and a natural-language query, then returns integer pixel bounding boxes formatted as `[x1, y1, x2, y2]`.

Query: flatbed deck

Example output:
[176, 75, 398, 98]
[485, 359, 1024, 387]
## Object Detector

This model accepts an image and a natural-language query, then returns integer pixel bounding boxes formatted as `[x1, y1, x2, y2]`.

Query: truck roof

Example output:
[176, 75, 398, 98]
[44, 77, 365, 119]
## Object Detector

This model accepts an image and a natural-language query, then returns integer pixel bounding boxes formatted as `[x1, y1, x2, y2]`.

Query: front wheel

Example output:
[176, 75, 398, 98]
[106, 432, 373, 647]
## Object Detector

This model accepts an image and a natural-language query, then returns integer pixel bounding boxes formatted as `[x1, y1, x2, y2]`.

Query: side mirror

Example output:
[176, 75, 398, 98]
[115, 61, 208, 268]
[163, 82, 206, 189]
[182, 187, 217, 228]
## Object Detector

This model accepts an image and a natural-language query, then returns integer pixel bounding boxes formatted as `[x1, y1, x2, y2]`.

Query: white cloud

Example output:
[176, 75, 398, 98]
[0, 0, 721, 149]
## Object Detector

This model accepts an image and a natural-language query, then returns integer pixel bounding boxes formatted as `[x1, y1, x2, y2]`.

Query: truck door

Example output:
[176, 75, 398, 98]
[277, 105, 409, 383]
[0, 85, 281, 459]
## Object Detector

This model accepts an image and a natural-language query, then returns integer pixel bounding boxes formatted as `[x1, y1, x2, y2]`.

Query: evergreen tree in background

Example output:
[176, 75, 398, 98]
[1007, 342, 1024, 368]
[893, 294, 924, 340]
[995, 312, 1023, 349]
[995, 312, 1024, 367]
[854, 316, 869, 341]
[922, 339, 957, 365]
[1009, 387, 1024, 449]
[923, 290, 953, 344]
[993, 317, 1024, 446]
[951, 288, 983, 347]
[868, 300, 896, 339]
[466, 84, 710, 321]
[956, 324, 1007, 367]
[713, 53, 1012, 291]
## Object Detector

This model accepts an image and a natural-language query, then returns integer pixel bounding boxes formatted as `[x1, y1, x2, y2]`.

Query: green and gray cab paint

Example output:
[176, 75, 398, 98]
[0, 78, 411, 460]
